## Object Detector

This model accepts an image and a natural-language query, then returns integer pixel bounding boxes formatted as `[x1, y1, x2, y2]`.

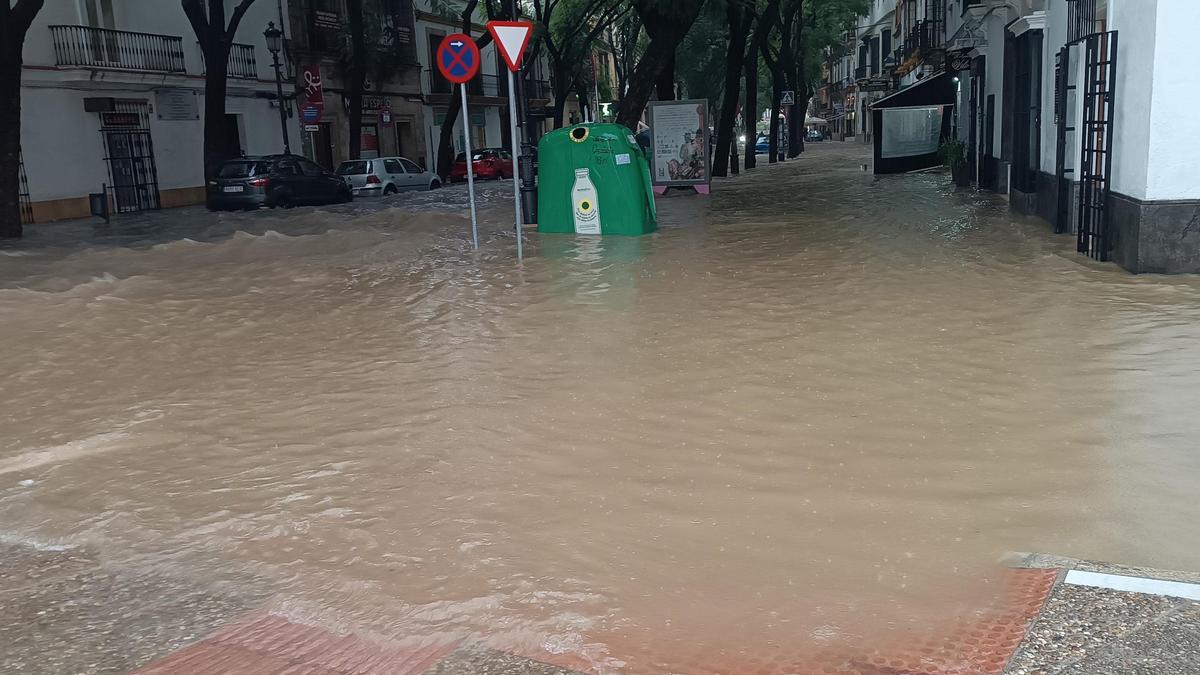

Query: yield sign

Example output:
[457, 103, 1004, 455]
[487, 21, 534, 72]
[437, 33, 480, 84]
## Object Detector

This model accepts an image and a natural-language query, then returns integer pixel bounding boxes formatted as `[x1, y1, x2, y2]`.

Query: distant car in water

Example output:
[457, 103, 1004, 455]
[336, 156, 441, 197]
[208, 155, 351, 210]
[450, 148, 513, 182]
[755, 134, 771, 154]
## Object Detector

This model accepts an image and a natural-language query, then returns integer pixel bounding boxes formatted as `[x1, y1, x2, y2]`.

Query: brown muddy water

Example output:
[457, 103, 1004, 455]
[2, 143, 1199, 671]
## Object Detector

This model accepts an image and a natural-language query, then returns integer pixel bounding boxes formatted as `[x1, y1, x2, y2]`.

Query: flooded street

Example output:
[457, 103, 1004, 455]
[3, 142, 1200, 672]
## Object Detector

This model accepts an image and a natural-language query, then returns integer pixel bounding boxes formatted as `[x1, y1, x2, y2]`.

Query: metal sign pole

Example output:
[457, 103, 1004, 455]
[506, 68, 523, 260]
[460, 83, 479, 249]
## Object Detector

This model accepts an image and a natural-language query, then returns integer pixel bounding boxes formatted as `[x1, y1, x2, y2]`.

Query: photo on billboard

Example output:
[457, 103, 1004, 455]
[648, 99, 711, 188]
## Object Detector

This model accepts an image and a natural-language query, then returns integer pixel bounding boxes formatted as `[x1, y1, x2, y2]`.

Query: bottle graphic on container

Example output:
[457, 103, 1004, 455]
[572, 168, 601, 235]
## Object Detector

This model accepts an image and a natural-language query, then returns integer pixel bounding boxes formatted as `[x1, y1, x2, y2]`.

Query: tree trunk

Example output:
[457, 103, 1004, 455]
[2, 0, 46, 237]
[347, 0, 367, 160]
[615, 0, 703, 130]
[0, 58, 23, 237]
[743, 42, 758, 170]
[201, 51, 233, 181]
[787, 16, 806, 159]
[712, 1, 750, 178]
[768, 89, 781, 163]
[654, 53, 675, 101]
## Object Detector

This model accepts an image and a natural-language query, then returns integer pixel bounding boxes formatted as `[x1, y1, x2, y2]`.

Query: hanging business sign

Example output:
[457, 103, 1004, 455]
[647, 99, 711, 191]
[298, 63, 324, 123]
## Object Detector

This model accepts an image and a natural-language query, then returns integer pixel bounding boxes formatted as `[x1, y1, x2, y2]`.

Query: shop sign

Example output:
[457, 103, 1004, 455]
[313, 10, 341, 30]
[100, 112, 142, 128]
[362, 95, 388, 113]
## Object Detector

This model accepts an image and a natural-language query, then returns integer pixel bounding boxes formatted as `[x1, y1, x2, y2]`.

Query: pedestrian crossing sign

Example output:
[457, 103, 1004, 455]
[781, 90, 795, 105]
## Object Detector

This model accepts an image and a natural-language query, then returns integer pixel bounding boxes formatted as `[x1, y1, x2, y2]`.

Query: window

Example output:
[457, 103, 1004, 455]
[299, 159, 324, 176]
[383, 159, 404, 173]
[276, 160, 300, 176]
[400, 158, 421, 173]
[336, 161, 370, 175]
[81, 0, 115, 28]
[219, 161, 269, 178]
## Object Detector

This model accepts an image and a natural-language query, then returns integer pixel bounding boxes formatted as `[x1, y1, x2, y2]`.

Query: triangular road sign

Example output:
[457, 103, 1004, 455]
[487, 21, 533, 72]
[781, 90, 795, 105]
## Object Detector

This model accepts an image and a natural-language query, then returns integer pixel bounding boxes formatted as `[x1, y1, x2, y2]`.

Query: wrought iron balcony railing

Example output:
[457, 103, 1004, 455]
[50, 25, 185, 74]
[199, 42, 258, 79]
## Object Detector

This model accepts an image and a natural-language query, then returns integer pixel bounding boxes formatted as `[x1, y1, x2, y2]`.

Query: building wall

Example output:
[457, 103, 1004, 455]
[1144, 0, 1200, 201]
[1107, 0, 1157, 201]
[20, 0, 300, 220]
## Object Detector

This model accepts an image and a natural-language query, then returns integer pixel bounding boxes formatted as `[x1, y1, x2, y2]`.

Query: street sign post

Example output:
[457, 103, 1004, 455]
[488, 20, 534, 260]
[437, 34, 482, 249]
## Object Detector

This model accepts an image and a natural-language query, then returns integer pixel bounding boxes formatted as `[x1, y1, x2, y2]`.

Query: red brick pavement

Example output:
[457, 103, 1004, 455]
[135, 568, 1058, 674]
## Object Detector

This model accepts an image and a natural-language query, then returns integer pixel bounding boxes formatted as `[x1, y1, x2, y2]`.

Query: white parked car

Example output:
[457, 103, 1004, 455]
[335, 156, 441, 196]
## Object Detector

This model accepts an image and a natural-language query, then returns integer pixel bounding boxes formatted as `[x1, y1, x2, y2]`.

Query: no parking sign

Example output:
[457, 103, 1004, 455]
[436, 34, 480, 84]
[437, 34, 482, 250]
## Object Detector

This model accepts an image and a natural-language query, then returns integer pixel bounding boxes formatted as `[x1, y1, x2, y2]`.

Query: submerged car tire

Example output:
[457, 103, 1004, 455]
[383, 184, 397, 196]
[273, 192, 293, 209]
[428, 179, 441, 191]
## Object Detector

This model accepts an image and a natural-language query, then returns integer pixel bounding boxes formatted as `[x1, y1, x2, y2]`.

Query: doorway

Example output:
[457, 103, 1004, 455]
[100, 102, 161, 213]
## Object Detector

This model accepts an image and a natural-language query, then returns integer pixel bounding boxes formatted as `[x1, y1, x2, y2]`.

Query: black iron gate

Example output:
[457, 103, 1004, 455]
[100, 101, 161, 213]
[1076, 31, 1118, 260]
[1053, 46, 1075, 233]
[18, 150, 33, 225]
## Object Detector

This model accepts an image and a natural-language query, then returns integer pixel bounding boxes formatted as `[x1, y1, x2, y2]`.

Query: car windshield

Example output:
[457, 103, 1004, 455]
[336, 161, 370, 175]
[218, 161, 270, 178]
[472, 153, 487, 160]
[454, 153, 466, 162]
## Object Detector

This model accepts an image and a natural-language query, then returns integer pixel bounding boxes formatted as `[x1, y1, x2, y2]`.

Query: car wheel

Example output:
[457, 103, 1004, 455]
[428, 179, 441, 190]
[339, 187, 353, 203]
[383, 184, 397, 196]
[274, 192, 293, 209]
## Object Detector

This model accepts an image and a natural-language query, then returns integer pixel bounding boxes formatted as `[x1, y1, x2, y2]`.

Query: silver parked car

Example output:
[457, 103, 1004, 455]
[335, 156, 441, 196]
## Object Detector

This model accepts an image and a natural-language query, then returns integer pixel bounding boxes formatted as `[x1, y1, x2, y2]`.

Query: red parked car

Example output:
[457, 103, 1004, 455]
[450, 148, 513, 182]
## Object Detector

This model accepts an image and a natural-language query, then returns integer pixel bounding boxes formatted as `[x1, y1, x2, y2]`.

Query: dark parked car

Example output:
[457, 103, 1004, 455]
[207, 155, 352, 210]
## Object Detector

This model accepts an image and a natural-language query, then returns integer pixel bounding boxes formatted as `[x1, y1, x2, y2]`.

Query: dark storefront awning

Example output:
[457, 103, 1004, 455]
[871, 72, 957, 110]
[870, 73, 957, 175]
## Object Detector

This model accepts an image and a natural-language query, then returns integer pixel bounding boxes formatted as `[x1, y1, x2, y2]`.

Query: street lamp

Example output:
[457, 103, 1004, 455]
[263, 21, 291, 154]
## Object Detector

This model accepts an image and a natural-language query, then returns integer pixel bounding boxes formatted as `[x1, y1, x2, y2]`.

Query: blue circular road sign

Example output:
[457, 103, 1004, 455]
[437, 33, 480, 85]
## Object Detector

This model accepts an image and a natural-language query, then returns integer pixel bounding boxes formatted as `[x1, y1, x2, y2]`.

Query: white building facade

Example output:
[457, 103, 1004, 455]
[947, 0, 1200, 273]
[19, 0, 301, 221]
[821, 0, 1200, 273]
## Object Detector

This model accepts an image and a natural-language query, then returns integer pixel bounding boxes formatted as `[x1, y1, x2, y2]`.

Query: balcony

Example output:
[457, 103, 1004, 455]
[854, 65, 868, 80]
[50, 25, 185, 74]
[200, 43, 259, 79]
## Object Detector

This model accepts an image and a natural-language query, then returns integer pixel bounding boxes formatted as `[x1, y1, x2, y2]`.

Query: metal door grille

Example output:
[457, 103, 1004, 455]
[18, 150, 33, 225]
[1054, 46, 1075, 233]
[101, 101, 161, 213]
[1076, 31, 1117, 260]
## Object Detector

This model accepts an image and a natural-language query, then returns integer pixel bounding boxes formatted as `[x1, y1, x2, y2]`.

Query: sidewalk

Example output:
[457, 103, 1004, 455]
[4, 540, 1197, 674]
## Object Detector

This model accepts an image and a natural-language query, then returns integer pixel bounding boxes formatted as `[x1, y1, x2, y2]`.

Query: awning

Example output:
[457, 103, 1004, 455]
[870, 72, 956, 110]
[805, 115, 827, 125]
